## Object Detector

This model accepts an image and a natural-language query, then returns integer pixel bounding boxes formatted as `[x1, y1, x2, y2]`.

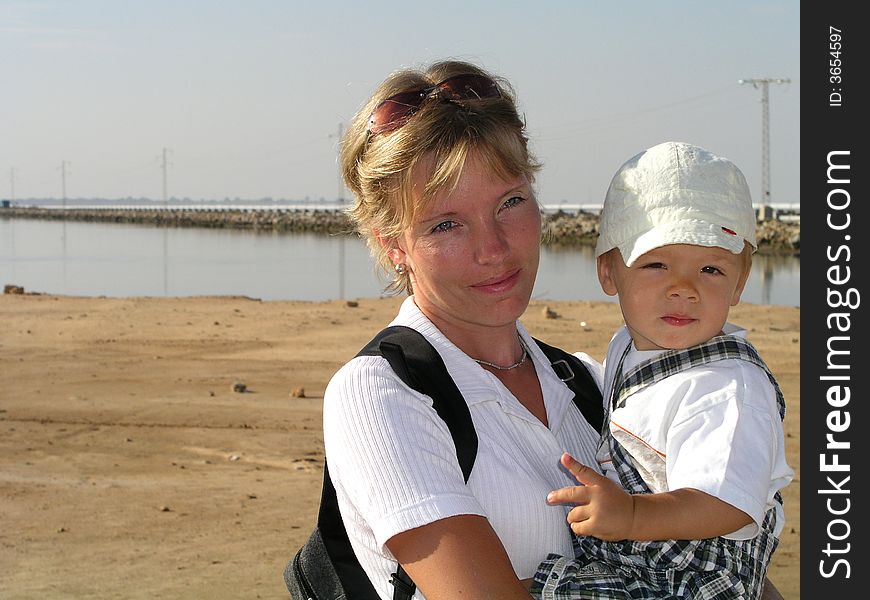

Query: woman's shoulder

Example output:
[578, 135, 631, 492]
[569, 351, 604, 389]
[325, 353, 410, 402]
[514, 323, 605, 393]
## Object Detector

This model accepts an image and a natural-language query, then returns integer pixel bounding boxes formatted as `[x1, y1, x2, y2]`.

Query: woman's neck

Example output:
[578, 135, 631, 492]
[417, 304, 525, 367]
[416, 300, 547, 425]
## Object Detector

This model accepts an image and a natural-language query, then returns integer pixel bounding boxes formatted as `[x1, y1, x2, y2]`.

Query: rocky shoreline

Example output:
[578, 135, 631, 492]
[1, 206, 800, 254]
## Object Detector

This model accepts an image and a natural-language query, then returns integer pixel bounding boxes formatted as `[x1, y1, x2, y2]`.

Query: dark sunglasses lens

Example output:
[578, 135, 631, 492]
[368, 90, 428, 134]
[439, 74, 500, 100]
[367, 75, 500, 134]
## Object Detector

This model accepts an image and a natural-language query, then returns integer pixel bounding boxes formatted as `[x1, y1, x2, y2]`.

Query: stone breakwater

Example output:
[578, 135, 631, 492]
[1, 207, 800, 254]
[2, 207, 352, 234]
[541, 211, 800, 254]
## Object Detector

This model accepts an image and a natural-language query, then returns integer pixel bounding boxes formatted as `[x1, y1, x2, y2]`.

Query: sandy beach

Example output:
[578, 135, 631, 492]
[0, 293, 800, 599]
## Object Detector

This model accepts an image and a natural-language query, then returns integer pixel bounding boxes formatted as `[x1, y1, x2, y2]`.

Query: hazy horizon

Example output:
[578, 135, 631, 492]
[2, 2, 800, 206]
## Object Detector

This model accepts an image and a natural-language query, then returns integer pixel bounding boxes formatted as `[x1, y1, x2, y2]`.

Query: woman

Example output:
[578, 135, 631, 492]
[324, 59, 599, 599]
[323, 59, 785, 600]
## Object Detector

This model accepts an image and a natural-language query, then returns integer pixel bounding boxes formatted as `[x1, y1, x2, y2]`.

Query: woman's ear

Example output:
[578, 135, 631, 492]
[597, 251, 619, 297]
[375, 230, 407, 268]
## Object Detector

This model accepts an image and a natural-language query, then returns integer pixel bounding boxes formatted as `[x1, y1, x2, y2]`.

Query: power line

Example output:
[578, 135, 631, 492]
[159, 147, 173, 205]
[333, 122, 346, 300]
[738, 78, 791, 206]
[536, 84, 742, 141]
[328, 122, 346, 204]
[60, 160, 71, 207]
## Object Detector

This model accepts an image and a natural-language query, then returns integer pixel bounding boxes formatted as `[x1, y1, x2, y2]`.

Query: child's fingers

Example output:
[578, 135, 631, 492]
[567, 505, 591, 528]
[547, 485, 590, 506]
[560, 452, 607, 486]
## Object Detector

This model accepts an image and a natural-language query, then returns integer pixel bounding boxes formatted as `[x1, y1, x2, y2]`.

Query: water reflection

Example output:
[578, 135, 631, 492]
[0, 219, 799, 306]
[755, 252, 799, 306]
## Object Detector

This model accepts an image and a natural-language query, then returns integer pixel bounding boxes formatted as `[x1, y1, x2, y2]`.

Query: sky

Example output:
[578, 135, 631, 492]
[1, 1, 800, 206]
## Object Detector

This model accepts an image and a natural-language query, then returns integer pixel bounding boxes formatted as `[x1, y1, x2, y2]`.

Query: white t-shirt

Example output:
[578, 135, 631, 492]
[323, 296, 603, 599]
[598, 325, 794, 539]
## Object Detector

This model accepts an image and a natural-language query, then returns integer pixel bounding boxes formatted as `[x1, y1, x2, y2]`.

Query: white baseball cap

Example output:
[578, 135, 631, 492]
[595, 141, 757, 267]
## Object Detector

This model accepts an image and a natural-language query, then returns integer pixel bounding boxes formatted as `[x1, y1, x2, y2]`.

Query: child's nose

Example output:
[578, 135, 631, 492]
[667, 277, 699, 301]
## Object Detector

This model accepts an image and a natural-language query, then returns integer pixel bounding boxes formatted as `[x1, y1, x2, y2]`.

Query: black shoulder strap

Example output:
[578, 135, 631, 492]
[319, 325, 473, 600]
[533, 337, 604, 433]
[317, 465, 382, 598]
[360, 326, 477, 479]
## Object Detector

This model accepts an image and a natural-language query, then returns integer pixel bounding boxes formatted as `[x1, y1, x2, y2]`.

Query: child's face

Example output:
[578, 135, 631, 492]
[597, 244, 751, 351]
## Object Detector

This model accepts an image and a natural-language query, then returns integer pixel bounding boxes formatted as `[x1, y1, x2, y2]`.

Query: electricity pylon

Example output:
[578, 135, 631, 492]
[738, 77, 790, 206]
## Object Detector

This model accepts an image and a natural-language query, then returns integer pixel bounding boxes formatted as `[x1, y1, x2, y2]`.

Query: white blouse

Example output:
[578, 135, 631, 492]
[323, 297, 603, 599]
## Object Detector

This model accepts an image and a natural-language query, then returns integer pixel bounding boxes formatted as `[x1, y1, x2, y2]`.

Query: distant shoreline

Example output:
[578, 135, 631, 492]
[0, 206, 800, 254]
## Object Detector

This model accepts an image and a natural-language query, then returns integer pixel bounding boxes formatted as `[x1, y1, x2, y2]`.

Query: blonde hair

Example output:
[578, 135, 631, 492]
[341, 59, 541, 294]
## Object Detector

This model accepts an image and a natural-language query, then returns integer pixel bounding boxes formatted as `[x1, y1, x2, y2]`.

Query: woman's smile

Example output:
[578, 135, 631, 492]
[470, 268, 522, 293]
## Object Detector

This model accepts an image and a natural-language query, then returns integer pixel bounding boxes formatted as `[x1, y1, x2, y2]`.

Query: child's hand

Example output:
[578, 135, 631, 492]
[547, 452, 636, 541]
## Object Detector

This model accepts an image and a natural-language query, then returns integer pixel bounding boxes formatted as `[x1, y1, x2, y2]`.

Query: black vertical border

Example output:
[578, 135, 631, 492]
[801, 3, 867, 597]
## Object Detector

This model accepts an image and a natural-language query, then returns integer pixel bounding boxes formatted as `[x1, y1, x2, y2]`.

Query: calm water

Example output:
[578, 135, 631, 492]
[0, 219, 800, 306]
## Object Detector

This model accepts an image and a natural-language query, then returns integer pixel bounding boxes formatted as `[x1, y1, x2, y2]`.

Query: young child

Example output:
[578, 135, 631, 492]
[530, 141, 794, 599]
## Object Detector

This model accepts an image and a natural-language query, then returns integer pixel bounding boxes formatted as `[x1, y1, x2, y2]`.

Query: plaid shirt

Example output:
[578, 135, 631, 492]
[532, 335, 785, 600]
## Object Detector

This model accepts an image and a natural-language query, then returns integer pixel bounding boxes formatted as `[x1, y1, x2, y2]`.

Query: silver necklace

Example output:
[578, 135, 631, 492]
[472, 336, 528, 371]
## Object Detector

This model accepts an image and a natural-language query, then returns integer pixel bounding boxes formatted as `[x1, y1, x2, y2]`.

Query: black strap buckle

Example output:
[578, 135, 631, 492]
[390, 568, 417, 599]
[550, 358, 575, 382]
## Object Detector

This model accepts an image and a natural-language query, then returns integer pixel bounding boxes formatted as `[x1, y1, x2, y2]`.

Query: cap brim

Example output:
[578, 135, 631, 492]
[618, 220, 748, 267]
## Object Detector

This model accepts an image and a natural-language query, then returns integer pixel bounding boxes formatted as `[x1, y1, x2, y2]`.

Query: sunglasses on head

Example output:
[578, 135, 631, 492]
[366, 73, 501, 135]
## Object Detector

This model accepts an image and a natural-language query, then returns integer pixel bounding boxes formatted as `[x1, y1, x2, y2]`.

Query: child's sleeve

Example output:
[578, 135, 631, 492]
[666, 361, 791, 539]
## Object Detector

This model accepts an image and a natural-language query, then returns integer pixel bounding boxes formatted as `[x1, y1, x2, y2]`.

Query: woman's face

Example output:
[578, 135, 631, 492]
[386, 152, 541, 333]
